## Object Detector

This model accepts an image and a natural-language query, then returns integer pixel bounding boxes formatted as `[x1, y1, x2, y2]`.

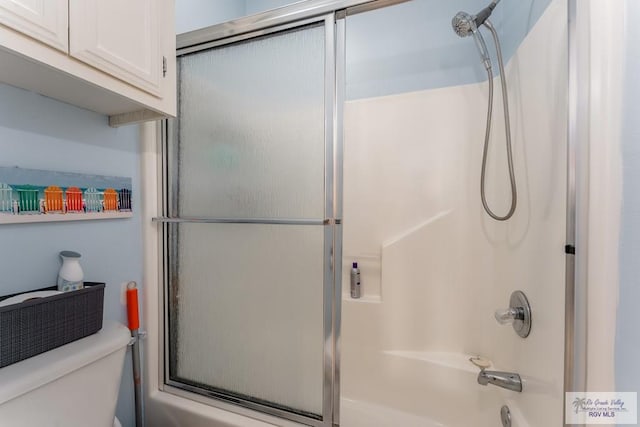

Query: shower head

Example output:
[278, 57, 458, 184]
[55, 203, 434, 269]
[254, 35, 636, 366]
[452, 11, 476, 38]
[452, 1, 499, 35]
[451, 1, 499, 70]
[451, 11, 492, 70]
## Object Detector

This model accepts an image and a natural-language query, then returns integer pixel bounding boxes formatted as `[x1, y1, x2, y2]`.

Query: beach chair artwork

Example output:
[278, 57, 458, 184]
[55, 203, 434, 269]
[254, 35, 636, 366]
[0, 167, 133, 220]
[65, 187, 83, 213]
[44, 186, 64, 213]
[0, 183, 13, 214]
[84, 187, 102, 213]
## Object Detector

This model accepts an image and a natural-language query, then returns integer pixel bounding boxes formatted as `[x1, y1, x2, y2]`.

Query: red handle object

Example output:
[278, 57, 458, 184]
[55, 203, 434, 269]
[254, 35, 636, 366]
[126, 281, 144, 427]
[126, 282, 140, 331]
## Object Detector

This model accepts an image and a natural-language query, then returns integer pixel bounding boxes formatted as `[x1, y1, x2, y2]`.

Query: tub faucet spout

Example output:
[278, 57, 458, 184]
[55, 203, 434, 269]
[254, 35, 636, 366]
[477, 370, 522, 392]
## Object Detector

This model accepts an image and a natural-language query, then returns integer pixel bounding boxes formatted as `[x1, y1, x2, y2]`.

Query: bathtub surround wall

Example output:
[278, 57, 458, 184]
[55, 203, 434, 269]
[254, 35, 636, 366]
[0, 83, 141, 427]
[341, 1, 567, 426]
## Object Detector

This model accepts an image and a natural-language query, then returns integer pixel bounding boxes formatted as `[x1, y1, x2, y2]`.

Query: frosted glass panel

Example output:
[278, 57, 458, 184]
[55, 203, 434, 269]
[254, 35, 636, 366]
[177, 25, 325, 219]
[170, 223, 325, 416]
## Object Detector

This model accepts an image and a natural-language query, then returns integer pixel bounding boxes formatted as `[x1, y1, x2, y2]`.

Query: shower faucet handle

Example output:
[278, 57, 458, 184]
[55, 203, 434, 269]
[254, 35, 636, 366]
[494, 291, 532, 338]
[494, 307, 523, 324]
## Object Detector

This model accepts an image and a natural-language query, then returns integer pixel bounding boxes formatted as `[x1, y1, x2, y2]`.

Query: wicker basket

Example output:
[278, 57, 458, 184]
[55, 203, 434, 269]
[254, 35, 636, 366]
[0, 282, 105, 368]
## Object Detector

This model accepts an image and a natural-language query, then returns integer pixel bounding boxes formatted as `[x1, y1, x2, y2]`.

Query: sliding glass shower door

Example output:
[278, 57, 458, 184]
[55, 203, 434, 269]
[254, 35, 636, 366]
[162, 16, 339, 427]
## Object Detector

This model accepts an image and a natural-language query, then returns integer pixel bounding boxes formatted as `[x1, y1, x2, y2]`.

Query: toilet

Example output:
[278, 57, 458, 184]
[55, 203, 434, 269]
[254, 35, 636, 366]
[0, 321, 131, 427]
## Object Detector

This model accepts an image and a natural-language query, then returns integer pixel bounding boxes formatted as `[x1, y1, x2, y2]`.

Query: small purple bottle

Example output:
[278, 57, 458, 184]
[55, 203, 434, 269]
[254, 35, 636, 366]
[350, 262, 361, 299]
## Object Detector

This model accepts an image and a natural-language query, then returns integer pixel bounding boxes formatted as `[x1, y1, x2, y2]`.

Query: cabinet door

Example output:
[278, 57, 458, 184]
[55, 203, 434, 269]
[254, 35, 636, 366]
[0, 0, 68, 52]
[68, 0, 162, 97]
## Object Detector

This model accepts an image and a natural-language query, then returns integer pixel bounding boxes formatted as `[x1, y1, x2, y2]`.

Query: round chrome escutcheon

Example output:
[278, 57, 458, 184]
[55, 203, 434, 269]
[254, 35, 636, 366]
[510, 290, 532, 338]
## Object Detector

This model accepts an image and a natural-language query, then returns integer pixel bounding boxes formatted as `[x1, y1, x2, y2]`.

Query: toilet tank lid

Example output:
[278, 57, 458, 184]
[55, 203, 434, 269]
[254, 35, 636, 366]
[0, 321, 131, 405]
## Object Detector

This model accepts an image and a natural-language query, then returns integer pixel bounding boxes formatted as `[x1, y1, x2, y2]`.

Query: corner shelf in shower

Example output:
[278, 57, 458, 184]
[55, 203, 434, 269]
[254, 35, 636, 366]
[0, 211, 133, 225]
[343, 294, 382, 304]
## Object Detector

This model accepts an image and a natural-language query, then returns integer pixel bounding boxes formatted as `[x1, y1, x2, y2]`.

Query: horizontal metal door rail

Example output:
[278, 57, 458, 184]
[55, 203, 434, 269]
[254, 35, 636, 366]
[153, 217, 341, 225]
[176, 0, 411, 52]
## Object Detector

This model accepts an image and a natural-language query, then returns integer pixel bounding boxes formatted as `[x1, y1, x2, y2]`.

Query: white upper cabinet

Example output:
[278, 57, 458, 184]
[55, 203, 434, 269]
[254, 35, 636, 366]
[69, 0, 162, 97]
[0, 0, 68, 52]
[0, 0, 176, 124]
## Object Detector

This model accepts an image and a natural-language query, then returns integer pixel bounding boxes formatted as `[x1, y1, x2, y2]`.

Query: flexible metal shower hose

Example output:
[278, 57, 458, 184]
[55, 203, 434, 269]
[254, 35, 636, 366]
[480, 20, 517, 221]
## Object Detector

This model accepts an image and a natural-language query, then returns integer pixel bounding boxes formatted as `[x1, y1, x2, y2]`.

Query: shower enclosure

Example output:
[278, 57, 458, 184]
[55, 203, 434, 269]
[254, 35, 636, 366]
[157, 11, 341, 427]
[147, 0, 575, 426]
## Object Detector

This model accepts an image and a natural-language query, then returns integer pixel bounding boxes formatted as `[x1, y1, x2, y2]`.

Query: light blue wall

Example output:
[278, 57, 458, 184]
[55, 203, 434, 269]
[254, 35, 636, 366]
[176, 0, 245, 33]
[175, 0, 297, 34]
[0, 84, 141, 427]
[345, 0, 489, 99]
[616, 0, 640, 395]
[345, 0, 552, 98]
[175, 0, 552, 99]
[244, 0, 300, 16]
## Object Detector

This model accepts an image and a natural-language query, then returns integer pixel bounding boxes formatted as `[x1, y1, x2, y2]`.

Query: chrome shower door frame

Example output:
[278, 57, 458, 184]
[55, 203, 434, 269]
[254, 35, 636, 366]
[564, 0, 587, 426]
[160, 13, 343, 427]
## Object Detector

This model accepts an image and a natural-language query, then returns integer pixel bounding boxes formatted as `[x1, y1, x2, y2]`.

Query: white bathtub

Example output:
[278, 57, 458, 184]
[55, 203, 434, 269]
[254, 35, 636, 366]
[340, 398, 444, 427]
[340, 350, 527, 427]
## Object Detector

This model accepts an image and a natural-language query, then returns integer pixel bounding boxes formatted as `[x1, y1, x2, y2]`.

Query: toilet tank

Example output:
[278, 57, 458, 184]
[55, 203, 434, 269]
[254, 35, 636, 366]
[0, 321, 131, 427]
